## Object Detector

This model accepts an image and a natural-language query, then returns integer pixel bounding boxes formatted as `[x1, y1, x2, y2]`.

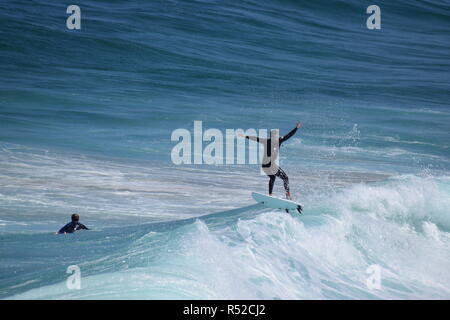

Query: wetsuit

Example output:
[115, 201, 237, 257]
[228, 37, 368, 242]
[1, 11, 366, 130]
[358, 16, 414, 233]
[246, 127, 298, 194]
[58, 221, 89, 234]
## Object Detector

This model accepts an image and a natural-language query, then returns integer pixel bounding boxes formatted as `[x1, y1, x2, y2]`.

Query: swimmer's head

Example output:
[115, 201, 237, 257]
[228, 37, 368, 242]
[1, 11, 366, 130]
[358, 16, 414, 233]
[71, 213, 80, 222]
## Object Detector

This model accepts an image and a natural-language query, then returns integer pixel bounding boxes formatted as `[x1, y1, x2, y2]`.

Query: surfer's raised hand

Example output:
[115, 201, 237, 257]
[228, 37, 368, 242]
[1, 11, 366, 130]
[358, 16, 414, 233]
[296, 122, 301, 129]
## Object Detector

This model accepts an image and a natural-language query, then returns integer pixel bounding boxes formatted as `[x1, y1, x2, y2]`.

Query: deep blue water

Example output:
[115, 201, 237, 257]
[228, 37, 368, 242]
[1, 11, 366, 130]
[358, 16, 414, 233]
[0, 0, 449, 299]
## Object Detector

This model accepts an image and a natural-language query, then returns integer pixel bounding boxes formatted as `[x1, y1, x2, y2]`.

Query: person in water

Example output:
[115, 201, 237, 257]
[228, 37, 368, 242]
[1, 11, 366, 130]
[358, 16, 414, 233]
[57, 213, 89, 234]
[240, 122, 301, 199]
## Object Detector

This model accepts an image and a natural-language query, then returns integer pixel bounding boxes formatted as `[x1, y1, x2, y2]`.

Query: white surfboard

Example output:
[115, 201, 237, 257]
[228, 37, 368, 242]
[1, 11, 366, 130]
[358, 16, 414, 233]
[252, 192, 303, 214]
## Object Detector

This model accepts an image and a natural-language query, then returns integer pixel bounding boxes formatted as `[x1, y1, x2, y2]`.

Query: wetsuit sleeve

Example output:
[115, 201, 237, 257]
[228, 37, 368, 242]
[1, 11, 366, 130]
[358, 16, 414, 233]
[280, 127, 298, 144]
[245, 135, 259, 142]
[78, 223, 89, 230]
[58, 222, 71, 234]
[245, 136, 267, 143]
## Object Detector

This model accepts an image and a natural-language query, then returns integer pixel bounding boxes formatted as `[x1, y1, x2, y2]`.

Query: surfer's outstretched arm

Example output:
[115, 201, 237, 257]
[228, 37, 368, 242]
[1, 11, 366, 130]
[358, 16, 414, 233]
[238, 133, 266, 143]
[246, 135, 267, 143]
[280, 122, 301, 143]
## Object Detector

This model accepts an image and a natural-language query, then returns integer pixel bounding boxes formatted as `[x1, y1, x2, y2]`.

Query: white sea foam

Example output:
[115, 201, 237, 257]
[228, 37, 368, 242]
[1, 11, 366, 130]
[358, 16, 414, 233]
[8, 175, 450, 299]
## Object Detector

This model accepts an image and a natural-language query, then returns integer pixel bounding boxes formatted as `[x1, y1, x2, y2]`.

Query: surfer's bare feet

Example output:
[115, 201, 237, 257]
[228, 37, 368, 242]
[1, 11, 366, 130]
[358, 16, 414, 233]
[286, 192, 292, 200]
[269, 193, 273, 196]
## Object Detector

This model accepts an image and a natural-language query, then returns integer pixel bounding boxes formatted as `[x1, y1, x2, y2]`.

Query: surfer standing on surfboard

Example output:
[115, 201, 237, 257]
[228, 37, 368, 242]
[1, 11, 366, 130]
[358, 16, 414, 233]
[239, 122, 301, 200]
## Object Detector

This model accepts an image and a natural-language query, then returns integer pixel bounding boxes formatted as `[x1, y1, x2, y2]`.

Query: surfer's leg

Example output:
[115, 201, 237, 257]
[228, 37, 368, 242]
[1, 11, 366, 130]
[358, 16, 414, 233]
[276, 168, 291, 199]
[268, 175, 276, 195]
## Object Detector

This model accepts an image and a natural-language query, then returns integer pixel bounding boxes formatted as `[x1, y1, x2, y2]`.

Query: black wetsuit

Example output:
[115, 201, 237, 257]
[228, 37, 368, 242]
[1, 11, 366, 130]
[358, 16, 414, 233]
[268, 167, 290, 195]
[246, 127, 298, 194]
[58, 221, 89, 234]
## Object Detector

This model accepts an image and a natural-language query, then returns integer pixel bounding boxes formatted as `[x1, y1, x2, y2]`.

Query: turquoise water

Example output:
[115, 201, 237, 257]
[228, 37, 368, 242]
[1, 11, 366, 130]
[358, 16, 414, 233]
[0, 0, 449, 299]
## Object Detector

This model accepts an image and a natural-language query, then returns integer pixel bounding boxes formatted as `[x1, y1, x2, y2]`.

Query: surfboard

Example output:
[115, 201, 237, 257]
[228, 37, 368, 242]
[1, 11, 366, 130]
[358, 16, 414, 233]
[251, 192, 303, 214]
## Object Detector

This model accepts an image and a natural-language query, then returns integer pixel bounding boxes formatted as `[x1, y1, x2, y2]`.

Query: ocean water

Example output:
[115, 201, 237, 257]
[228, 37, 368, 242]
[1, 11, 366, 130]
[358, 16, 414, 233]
[0, 0, 449, 299]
